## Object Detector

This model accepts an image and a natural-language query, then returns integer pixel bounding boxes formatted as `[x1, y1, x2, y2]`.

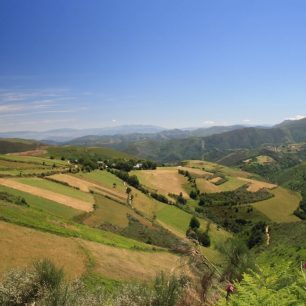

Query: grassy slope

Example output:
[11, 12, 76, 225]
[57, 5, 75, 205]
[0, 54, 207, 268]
[14, 177, 93, 202]
[0, 139, 40, 154]
[0, 220, 187, 283]
[0, 199, 153, 250]
[155, 203, 231, 245]
[0, 221, 87, 279]
[77, 170, 127, 192]
[77, 170, 159, 219]
[83, 194, 147, 229]
[0, 185, 81, 219]
[252, 187, 301, 222]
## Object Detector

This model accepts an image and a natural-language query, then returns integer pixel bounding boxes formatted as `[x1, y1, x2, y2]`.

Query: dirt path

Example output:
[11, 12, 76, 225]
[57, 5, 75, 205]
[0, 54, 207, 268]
[0, 178, 93, 212]
[49, 174, 127, 203]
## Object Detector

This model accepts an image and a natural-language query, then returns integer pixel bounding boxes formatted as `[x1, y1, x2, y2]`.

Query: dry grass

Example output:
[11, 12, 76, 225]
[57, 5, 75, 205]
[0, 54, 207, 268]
[256, 155, 275, 164]
[133, 168, 189, 198]
[0, 221, 87, 279]
[252, 187, 301, 223]
[79, 239, 190, 281]
[177, 166, 213, 178]
[8, 149, 48, 157]
[186, 160, 251, 178]
[0, 178, 93, 212]
[196, 178, 220, 193]
[237, 177, 277, 192]
[208, 177, 222, 184]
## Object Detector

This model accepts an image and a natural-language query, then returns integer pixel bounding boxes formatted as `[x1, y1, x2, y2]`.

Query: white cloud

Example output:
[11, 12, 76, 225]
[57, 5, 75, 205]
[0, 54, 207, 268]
[112, 119, 117, 123]
[286, 115, 306, 121]
[243, 119, 251, 123]
[203, 120, 216, 125]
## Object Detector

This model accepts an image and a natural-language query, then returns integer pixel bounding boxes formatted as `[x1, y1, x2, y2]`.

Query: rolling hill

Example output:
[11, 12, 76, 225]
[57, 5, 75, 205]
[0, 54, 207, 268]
[0, 144, 305, 305]
[0, 138, 42, 154]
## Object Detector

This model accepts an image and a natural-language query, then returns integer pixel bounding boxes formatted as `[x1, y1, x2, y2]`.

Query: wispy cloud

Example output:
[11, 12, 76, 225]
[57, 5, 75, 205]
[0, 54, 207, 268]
[0, 88, 75, 114]
[286, 114, 306, 121]
[0, 107, 88, 119]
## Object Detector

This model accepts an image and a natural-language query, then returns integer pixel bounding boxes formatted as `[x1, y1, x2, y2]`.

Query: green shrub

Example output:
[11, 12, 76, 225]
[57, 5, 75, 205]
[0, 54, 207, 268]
[218, 262, 306, 305]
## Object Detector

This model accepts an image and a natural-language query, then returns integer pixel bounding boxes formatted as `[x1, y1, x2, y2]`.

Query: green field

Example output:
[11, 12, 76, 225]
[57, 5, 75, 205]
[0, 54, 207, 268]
[84, 194, 138, 228]
[156, 203, 231, 244]
[218, 176, 246, 191]
[14, 177, 93, 203]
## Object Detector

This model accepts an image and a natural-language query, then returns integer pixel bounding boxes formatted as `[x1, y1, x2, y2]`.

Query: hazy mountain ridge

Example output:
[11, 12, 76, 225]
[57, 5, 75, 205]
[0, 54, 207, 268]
[0, 125, 166, 142]
[78, 118, 306, 163]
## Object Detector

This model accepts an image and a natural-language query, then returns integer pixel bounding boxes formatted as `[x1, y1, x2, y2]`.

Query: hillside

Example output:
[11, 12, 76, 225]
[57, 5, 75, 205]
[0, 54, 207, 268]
[0, 138, 42, 154]
[0, 146, 304, 304]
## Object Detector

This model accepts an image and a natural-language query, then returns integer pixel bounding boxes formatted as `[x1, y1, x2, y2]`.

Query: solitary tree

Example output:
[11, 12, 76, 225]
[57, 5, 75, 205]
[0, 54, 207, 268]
[189, 216, 200, 229]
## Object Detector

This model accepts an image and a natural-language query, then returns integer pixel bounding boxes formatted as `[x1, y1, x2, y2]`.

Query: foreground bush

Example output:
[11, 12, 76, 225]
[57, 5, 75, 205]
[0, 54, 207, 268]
[0, 259, 189, 306]
[218, 262, 306, 305]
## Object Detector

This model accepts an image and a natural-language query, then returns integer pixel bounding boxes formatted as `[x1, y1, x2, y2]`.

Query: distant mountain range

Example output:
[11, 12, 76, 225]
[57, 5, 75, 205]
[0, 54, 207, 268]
[67, 118, 306, 163]
[0, 125, 166, 142]
[0, 124, 246, 143]
[65, 125, 247, 146]
[2, 119, 306, 163]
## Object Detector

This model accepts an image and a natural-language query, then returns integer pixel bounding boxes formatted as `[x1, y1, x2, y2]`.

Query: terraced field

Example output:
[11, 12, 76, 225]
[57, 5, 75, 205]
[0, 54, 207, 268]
[50, 173, 127, 203]
[0, 178, 93, 212]
[1, 151, 301, 289]
[0, 154, 68, 176]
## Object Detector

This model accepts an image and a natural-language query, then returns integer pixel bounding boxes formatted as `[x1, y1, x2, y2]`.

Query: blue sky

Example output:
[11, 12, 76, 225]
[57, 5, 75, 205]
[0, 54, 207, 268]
[0, 0, 306, 131]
